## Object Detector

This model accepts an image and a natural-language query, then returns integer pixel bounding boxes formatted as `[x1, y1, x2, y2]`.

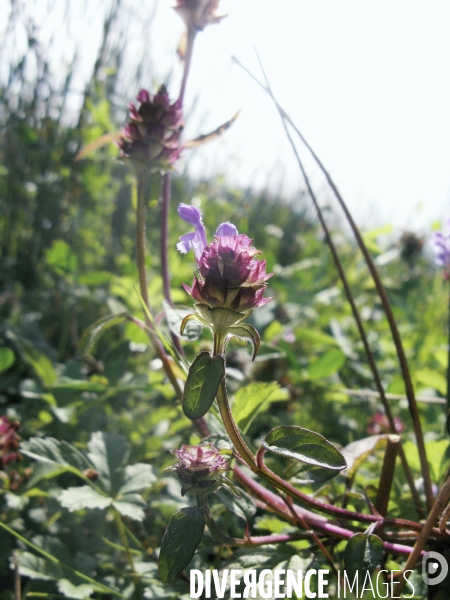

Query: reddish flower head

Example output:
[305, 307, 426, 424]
[118, 86, 183, 172]
[177, 204, 273, 313]
[0, 416, 21, 466]
[171, 443, 229, 496]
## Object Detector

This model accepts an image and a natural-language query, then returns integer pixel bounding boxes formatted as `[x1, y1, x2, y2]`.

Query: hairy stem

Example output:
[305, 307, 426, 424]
[160, 172, 173, 306]
[135, 173, 183, 399]
[179, 29, 197, 105]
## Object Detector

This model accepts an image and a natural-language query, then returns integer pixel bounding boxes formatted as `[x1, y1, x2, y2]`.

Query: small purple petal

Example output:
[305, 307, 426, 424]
[216, 222, 238, 238]
[178, 203, 203, 227]
[136, 89, 150, 103]
[176, 232, 196, 254]
[177, 203, 207, 260]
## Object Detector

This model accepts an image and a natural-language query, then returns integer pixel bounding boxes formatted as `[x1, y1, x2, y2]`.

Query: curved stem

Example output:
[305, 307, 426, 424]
[235, 55, 429, 515]
[212, 332, 257, 470]
[216, 379, 257, 472]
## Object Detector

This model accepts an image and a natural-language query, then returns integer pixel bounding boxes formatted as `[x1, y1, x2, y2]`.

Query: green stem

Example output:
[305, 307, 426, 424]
[213, 332, 257, 471]
[216, 380, 257, 472]
[113, 509, 136, 574]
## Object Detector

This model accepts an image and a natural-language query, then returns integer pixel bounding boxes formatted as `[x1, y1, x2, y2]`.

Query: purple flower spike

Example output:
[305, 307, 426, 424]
[431, 218, 450, 280]
[118, 85, 183, 173]
[178, 203, 273, 313]
[216, 222, 238, 238]
[177, 203, 207, 260]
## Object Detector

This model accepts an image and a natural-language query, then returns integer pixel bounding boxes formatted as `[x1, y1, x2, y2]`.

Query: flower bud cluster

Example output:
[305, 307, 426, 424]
[171, 443, 229, 496]
[118, 87, 183, 173]
[174, 0, 226, 32]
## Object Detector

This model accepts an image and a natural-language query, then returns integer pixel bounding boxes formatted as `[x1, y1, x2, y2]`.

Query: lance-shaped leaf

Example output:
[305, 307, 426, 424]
[344, 533, 384, 580]
[75, 131, 123, 161]
[261, 426, 346, 475]
[183, 111, 240, 149]
[226, 324, 260, 361]
[183, 352, 225, 420]
[159, 507, 205, 583]
[76, 313, 129, 357]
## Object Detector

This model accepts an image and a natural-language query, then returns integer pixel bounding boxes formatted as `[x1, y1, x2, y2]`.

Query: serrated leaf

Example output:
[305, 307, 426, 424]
[21, 438, 92, 475]
[119, 463, 156, 495]
[77, 313, 129, 357]
[57, 579, 95, 599]
[344, 533, 384, 580]
[87, 431, 130, 495]
[227, 324, 260, 360]
[307, 348, 345, 380]
[159, 507, 205, 583]
[113, 494, 147, 521]
[262, 426, 346, 473]
[182, 352, 225, 420]
[233, 382, 289, 434]
[59, 486, 112, 511]
[16, 552, 54, 581]
[0, 347, 15, 373]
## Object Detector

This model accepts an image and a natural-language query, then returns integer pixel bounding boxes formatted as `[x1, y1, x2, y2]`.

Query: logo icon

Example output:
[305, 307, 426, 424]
[422, 551, 448, 586]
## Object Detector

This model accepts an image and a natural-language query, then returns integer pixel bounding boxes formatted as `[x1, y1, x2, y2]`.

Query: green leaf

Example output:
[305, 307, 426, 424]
[113, 494, 147, 521]
[414, 368, 447, 395]
[0, 347, 15, 373]
[21, 437, 92, 476]
[159, 507, 205, 583]
[57, 579, 95, 599]
[59, 486, 112, 511]
[45, 239, 78, 276]
[87, 431, 130, 496]
[182, 352, 225, 420]
[307, 348, 345, 380]
[217, 488, 256, 521]
[118, 463, 156, 495]
[344, 533, 384, 580]
[77, 312, 129, 357]
[233, 382, 289, 434]
[261, 426, 347, 473]
[6, 331, 57, 387]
